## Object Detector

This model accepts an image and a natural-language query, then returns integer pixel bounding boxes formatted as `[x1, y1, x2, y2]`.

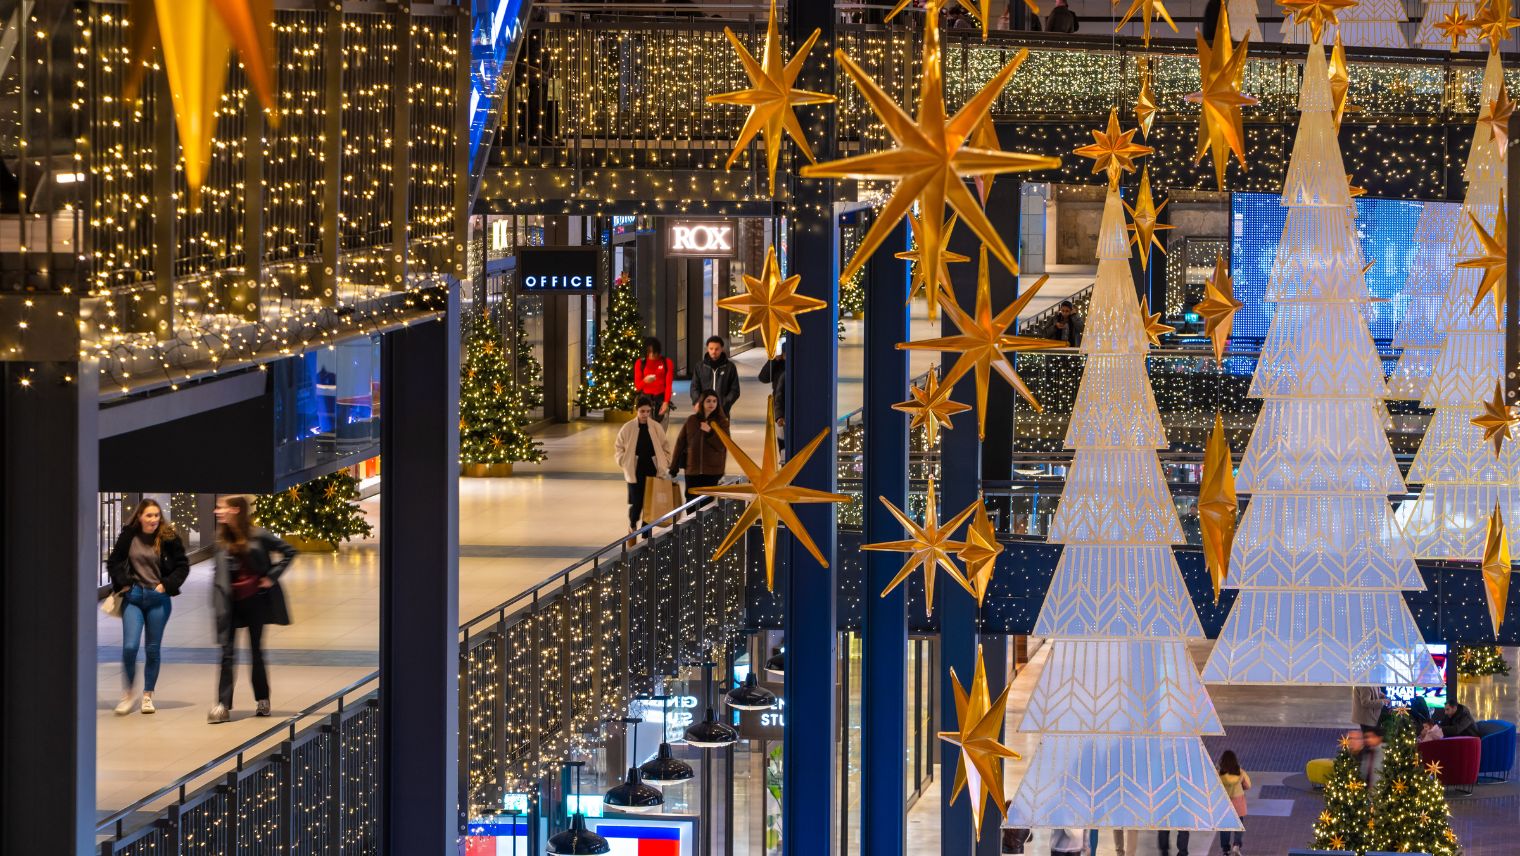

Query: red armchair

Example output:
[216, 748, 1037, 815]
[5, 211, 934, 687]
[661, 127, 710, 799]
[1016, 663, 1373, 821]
[1417, 735, 1481, 793]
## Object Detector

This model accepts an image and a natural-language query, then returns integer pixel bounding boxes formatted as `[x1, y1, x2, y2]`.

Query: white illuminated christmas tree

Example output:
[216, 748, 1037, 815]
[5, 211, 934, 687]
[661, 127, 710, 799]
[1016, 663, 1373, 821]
[1006, 188, 1240, 833]
[1203, 41, 1442, 687]
[1402, 50, 1520, 559]
[1282, 0, 1410, 47]
[1226, 0, 1263, 40]
[1387, 202, 1461, 400]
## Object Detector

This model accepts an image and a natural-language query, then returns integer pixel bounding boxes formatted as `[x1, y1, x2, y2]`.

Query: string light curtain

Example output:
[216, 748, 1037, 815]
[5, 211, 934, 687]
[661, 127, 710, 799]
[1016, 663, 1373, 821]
[1202, 41, 1441, 687]
[1007, 188, 1239, 833]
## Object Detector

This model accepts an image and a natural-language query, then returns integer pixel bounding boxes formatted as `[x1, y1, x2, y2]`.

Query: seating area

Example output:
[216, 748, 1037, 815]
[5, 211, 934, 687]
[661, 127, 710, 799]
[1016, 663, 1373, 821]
[1419, 735, 1483, 793]
[1476, 720, 1517, 783]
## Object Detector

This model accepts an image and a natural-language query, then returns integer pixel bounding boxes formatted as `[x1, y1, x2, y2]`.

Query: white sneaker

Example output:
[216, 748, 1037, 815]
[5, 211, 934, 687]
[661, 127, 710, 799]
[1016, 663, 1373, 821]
[114, 696, 135, 716]
[140, 696, 155, 714]
[207, 704, 230, 724]
[255, 699, 271, 717]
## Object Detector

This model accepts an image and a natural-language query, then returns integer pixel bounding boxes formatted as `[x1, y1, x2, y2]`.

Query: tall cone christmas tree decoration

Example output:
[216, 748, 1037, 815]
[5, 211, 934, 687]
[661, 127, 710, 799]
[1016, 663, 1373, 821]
[1387, 202, 1462, 400]
[1283, 0, 1410, 46]
[1203, 39, 1441, 687]
[1402, 49, 1520, 560]
[1006, 188, 1239, 833]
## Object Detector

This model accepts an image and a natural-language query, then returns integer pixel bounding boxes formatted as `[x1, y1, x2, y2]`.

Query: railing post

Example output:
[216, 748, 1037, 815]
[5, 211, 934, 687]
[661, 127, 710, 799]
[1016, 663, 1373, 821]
[560, 575, 574, 738]
[147, 71, 175, 338]
[318, 0, 343, 305]
[236, 69, 265, 322]
[276, 744, 295, 852]
[390, 3, 413, 290]
[326, 715, 344, 848]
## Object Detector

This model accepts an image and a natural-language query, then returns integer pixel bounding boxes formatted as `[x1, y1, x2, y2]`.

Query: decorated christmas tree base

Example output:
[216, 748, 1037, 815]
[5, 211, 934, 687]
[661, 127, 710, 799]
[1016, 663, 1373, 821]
[462, 462, 515, 478]
[283, 534, 340, 553]
[603, 409, 636, 423]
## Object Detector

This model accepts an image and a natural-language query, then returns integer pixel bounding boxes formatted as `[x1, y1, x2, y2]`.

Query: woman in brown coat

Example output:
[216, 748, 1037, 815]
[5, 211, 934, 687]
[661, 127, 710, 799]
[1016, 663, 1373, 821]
[670, 390, 729, 503]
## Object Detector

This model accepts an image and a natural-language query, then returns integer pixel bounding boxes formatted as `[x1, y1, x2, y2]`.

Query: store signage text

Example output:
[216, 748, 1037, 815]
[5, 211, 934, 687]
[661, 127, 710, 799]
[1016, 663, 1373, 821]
[665, 219, 737, 258]
[516, 246, 600, 294]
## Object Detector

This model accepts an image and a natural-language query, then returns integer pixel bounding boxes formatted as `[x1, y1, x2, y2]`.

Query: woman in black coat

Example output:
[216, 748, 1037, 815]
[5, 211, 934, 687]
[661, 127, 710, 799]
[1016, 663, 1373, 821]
[107, 498, 190, 715]
[207, 495, 297, 723]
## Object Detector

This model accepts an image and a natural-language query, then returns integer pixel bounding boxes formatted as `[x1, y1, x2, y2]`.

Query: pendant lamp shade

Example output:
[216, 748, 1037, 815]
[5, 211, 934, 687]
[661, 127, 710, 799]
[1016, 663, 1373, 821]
[546, 813, 610, 855]
[724, 672, 777, 711]
[604, 766, 664, 812]
[765, 649, 785, 672]
[683, 706, 739, 748]
[639, 741, 695, 786]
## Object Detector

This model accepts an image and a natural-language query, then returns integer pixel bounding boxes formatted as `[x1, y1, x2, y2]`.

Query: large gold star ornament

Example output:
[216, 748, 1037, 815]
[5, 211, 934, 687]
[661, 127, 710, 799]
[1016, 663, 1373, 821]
[1474, 0, 1520, 51]
[899, 247, 1065, 438]
[1472, 381, 1520, 457]
[1200, 413, 1238, 603]
[706, 0, 835, 196]
[957, 495, 1004, 605]
[1139, 296, 1175, 347]
[1116, 0, 1179, 45]
[1436, 6, 1477, 51]
[1329, 33, 1354, 128]
[1126, 169, 1173, 269]
[1186, 6, 1258, 190]
[1196, 253, 1244, 364]
[717, 245, 827, 360]
[1279, 0, 1356, 43]
[690, 397, 851, 591]
[864, 477, 976, 614]
[1479, 87, 1515, 157]
[1455, 192, 1508, 323]
[893, 365, 972, 449]
[1135, 57, 1160, 138]
[898, 211, 970, 320]
[801, 1, 1061, 288]
[1482, 503, 1512, 634]
[938, 646, 1020, 840]
[1074, 107, 1154, 188]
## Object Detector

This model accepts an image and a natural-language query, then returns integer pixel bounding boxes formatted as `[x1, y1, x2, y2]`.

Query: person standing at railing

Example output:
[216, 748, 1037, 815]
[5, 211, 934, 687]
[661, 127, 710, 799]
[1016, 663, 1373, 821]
[208, 495, 297, 724]
[107, 498, 190, 716]
[671, 390, 729, 505]
[1053, 299, 1084, 346]
[1045, 0, 1080, 32]
[615, 397, 673, 536]
[634, 336, 674, 423]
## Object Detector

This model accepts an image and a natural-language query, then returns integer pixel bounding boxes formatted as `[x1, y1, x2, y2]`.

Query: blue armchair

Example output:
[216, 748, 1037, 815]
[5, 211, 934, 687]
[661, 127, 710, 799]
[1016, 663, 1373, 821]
[1475, 719, 1516, 783]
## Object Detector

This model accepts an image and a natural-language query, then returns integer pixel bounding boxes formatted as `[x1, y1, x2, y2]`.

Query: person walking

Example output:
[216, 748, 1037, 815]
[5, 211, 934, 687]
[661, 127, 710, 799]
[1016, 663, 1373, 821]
[1156, 829, 1189, 856]
[634, 337, 674, 422]
[671, 390, 730, 503]
[759, 349, 785, 449]
[208, 495, 297, 724]
[1053, 299, 1084, 346]
[615, 397, 673, 534]
[1111, 830, 1138, 856]
[1048, 828, 1084, 856]
[1045, 0, 1079, 32]
[107, 498, 191, 715]
[691, 335, 740, 416]
[1217, 750, 1251, 856]
[1358, 726, 1386, 787]
[1351, 685, 1387, 730]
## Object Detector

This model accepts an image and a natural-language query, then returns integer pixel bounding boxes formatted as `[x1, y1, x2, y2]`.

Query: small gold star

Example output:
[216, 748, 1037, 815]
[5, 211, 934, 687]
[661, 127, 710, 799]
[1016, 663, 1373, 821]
[482, 339, 495, 354]
[1346, 778, 1365, 791]
[1393, 705, 1412, 717]
[938, 645, 1020, 840]
[1115, 0, 1178, 46]
[1421, 813, 1433, 825]
[1318, 810, 1333, 824]
[493, 382, 504, 396]
[1454, 192, 1507, 323]
[1426, 760, 1444, 776]
[1195, 253, 1243, 364]
[1474, 0, 1520, 51]
[1135, 57, 1159, 138]
[1446, 828, 1460, 843]
[1329, 835, 1346, 850]
[324, 481, 339, 500]
[286, 486, 301, 502]
[1482, 503, 1512, 635]
[717, 244, 828, 360]
[1472, 381, 1519, 457]
[1279, 0, 1356, 43]
[1437, 5, 1476, 51]
[1393, 778, 1408, 793]
[1338, 734, 1353, 751]
[490, 435, 504, 448]
[864, 477, 976, 614]
[897, 211, 970, 321]
[1139, 296, 1175, 347]
[1074, 107, 1153, 188]
[957, 494, 1004, 605]
[1479, 87, 1515, 156]
[893, 364, 972, 449]
[1125, 168, 1173, 270]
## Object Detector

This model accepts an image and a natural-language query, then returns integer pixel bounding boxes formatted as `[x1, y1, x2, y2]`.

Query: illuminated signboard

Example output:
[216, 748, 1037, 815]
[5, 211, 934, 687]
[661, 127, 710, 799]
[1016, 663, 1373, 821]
[516, 246, 599, 293]
[664, 219, 737, 258]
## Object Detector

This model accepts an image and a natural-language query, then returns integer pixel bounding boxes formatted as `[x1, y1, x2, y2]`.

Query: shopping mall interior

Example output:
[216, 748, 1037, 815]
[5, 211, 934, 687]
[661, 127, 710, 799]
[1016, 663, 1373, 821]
[4, 0, 1520, 854]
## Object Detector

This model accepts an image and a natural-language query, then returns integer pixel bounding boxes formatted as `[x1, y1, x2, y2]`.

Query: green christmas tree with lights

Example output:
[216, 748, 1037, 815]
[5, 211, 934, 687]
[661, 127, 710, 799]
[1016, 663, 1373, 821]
[1456, 645, 1510, 678]
[577, 275, 643, 412]
[461, 309, 544, 465]
[512, 304, 544, 412]
[1309, 743, 1371, 855]
[257, 470, 373, 548]
[1368, 713, 1461, 856]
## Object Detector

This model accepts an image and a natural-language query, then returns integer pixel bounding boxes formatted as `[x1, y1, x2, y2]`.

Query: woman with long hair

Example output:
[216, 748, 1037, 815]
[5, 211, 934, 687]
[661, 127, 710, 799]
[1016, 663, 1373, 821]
[1217, 749, 1251, 856]
[208, 495, 297, 724]
[106, 499, 190, 715]
[613, 397, 673, 534]
[670, 389, 729, 503]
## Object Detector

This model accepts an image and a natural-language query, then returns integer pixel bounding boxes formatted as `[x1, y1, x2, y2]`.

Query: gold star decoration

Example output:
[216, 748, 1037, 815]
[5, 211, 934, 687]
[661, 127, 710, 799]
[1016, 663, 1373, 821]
[1074, 107, 1153, 188]
[958, 494, 1004, 605]
[1346, 777, 1366, 791]
[1455, 191, 1508, 324]
[893, 364, 972, 449]
[1126, 169, 1173, 269]
[717, 245, 828, 360]
[1185, 6, 1258, 190]
[898, 247, 1064, 438]
[938, 645, 1020, 841]
[1482, 503, 1512, 634]
[864, 477, 977, 614]
[898, 211, 970, 321]
[706, 0, 835, 196]
[800, 1, 1061, 288]
[286, 486, 301, 502]
[1472, 381, 1520, 457]
[1200, 413, 1238, 604]
[324, 481, 339, 500]
[690, 396, 851, 591]
[1338, 734, 1353, 751]
[1479, 87, 1515, 157]
[971, 115, 1003, 206]
[1279, 0, 1356, 43]
[1474, 0, 1520, 52]
[1329, 33, 1354, 128]
[1393, 778, 1408, 793]
[1318, 810, 1334, 825]
[1329, 836, 1346, 851]
[1436, 6, 1476, 52]
[1139, 296, 1176, 347]
[490, 436, 504, 448]
[1420, 813, 1433, 825]
[886, 0, 1024, 39]
[1426, 760, 1444, 776]
[1196, 253, 1243, 364]
[1135, 57, 1159, 138]
[1446, 829, 1460, 844]
[1116, 0, 1178, 46]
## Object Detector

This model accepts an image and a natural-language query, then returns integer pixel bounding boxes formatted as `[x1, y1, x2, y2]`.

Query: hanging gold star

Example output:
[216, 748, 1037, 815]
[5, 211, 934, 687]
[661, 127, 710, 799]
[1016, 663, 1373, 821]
[1455, 192, 1508, 323]
[1479, 87, 1515, 156]
[801, 3, 1061, 288]
[971, 115, 1003, 205]
[898, 247, 1064, 438]
[893, 364, 972, 449]
[938, 646, 1020, 841]
[1279, 0, 1356, 43]
[1186, 6, 1258, 190]
[717, 245, 828, 360]
[1200, 413, 1238, 604]
[1074, 107, 1153, 188]
[1135, 57, 1159, 138]
[1329, 33, 1354, 128]
[1437, 6, 1477, 51]
[1126, 169, 1173, 270]
[1139, 296, 1175, 347]
[1426, 760, 1444, 776]
[1472, 381, 1520, 457]
[1115, 0, 1178, 46]
[1482, 503, 1512, 634]
[897, 212, 970, 321]
[1474, 0, 1520, 51]
[957, 495, 1004, 605]
[864, 477, 977, 614]
[706, 0, 835, 196]
[1348, 178, 1366, 198]
[690, 397, 851, 591]
[1196, 253, 1243, 364]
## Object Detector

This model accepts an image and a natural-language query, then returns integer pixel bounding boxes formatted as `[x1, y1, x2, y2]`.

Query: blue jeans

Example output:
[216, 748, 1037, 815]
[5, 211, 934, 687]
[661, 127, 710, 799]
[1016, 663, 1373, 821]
[1218, 828, 1243, 853]
[122, 585, 172, 692]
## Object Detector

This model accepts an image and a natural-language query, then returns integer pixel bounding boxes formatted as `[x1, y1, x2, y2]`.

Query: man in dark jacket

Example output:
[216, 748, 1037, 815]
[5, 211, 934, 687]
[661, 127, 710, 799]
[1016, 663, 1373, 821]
[759, 350, 785, 452]
[1439, 700, 1479, 737]
[1053, 300, 1084, 347]
[1046, 0, 1079, 32]
[691, 335, 740, 415]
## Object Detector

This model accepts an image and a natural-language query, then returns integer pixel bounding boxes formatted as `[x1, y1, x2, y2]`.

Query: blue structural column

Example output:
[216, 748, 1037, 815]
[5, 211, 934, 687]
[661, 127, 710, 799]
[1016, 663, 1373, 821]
[380, 286, 461, 853]
[862, 216, 912, 856]
[782, 2, 838, 854]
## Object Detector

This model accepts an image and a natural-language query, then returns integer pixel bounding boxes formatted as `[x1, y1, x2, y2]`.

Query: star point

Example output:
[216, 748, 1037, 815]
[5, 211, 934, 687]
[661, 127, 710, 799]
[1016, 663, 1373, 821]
[1115, 0, 1178, 46]
[893, 364, 972, 449]
[897, 211, 970, 321]
[717, 245, 828, 360]
[1125, 169, 1173, 269]
[1139, 296, 1175, 347]
[1195, 253, 1243, 364]
[1200, 413, 1238, 604]
[957, 494, 1004, 605]
[1472, 381, 1519, 457]
[1075, 107, 1153, 188]
[863, 477, 977, 614]
[1278, 0, 1357, 43]
[1329, 33, 1355, 128]
[1454, 192, 1508, 323]
[1135, 57, 1159, 138]
[937, 646, 1020, 840]
[1473, 0, 1520, 52]
[1479, 87, 1515, 157]
[1482, 503, 1512, 634]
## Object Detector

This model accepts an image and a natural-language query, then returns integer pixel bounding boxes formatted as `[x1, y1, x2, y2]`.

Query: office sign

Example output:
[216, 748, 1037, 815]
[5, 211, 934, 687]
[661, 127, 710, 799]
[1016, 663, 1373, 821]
[664, 219, 737, 258]
[517, 246, 599, 293]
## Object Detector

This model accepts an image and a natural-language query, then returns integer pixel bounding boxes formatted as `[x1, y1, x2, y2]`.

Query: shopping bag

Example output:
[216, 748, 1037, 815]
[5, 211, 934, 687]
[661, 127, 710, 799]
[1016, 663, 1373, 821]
[642, 477, 682, 523]
[100, 590, 125, 618]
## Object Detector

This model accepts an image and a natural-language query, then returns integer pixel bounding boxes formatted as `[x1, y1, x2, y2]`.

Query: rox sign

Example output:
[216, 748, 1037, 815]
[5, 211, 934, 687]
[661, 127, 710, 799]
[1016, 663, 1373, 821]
[665, 219, 737, 258]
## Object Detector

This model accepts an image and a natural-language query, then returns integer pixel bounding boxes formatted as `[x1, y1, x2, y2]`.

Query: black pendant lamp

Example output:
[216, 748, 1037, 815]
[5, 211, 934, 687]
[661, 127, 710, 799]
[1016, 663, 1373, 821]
[604, 717, 664, 813]
[638, 697, 694, 786]
[765, 647, 785, 673]
[547, 762, 610, 855]
[682, 663, 739, 749]
[724, 671, 777, 711]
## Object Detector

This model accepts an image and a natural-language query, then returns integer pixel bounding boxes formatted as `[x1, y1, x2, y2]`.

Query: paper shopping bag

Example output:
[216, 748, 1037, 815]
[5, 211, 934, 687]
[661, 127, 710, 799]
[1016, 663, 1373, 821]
[642, 477, 682, 523]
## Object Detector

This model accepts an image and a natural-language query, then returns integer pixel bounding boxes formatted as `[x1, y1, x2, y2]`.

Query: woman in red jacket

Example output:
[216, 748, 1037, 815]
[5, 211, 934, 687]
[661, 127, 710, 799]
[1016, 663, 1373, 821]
[634, 337, 674, 422]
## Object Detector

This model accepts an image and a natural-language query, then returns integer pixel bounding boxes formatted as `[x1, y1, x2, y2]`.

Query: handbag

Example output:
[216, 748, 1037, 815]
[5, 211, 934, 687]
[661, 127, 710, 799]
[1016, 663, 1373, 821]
[100, 590, 125, 618]
[641, 477, 682, 523]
